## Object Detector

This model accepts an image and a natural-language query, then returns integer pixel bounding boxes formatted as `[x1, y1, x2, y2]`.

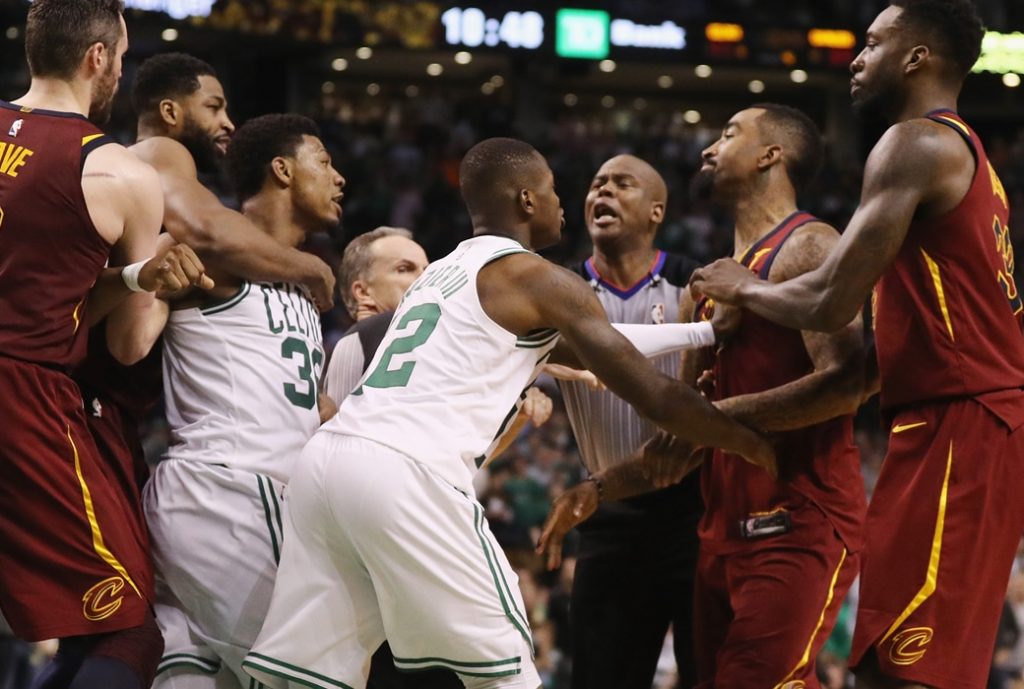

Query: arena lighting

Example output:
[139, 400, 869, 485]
[598, 59, 617, 72]
[331, 58, 349, 72]
[601, 95, 616, 108]
[683, 110, 701, 124]
[705, 23, 744, 43]
[125, 0, 213, 19]
[6, 27, 19, 40]
[790, 69, 809, 83]
[563, 93, 578, 106]
[454, 51, 473, 64]
[694, 64, 713, 78]
[974, 32, 1024, 75]
[748, 79, 765, 94]
[807, 28, 857, 49]
[161, 28, 178, 41]
[657, 75, 673, 88]
[356, 46, 373, 60]
[426, 62, 444, 76]
[1004, 73, 1022, 88]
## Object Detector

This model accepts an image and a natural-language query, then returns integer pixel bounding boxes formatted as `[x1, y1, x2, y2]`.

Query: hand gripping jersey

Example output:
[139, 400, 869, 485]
[0, 101, 114, 368]
[696, 212, 866, 554]
[874, 110, 1024, 410]
[326, 235, 559, 493]
[161, 282, 324, 484]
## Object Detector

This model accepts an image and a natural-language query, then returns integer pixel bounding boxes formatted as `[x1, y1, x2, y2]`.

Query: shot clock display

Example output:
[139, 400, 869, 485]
[440, 7, 545, 50]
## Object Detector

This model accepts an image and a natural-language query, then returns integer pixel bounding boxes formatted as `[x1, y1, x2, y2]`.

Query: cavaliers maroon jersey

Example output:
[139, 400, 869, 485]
[695, 212, 866, 554]
[874, 110, 1024, 411]
[0, 101, 115, 369]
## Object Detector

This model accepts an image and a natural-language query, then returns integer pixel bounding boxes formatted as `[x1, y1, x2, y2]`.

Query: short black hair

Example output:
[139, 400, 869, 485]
[751, 103, 824, 196]
[459, 138, 543, 216]
[25, 0, 124, 79]
[890, 0, 985, 79]
[226, 113, 321, 203]
[131, 53, 217, 117]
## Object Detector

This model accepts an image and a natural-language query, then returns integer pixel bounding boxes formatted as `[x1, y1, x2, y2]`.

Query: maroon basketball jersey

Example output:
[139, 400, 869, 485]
[874, 110, 1024, 411]
[0, 101, 114, 368]
[695, 212, 866, 554]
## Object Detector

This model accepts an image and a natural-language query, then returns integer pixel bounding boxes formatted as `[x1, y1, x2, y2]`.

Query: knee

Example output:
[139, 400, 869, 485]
[88, 610, 165, 687]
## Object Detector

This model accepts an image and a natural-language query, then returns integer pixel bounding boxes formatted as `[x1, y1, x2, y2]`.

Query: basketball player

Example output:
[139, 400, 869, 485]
[690, 3, 1024, 687]
[243, 138, 773, 689]
[145, 114, 342, 688]
[0, 2, 208, 688]
[556, 154, 703, 689]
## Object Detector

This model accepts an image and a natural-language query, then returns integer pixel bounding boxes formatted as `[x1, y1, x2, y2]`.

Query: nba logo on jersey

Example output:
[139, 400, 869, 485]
[650, 303, 666, 324]
[8, 119, 22, 138]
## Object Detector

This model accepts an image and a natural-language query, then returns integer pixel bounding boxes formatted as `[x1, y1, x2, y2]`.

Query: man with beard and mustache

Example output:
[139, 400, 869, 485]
[143, 113, 343, 689]
[0, 2, 212, 689]
[540, 108, 867, 689]
[690, 2, 1024, 688]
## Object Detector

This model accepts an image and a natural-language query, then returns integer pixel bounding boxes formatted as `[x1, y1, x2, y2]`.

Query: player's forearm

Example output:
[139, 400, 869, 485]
[167, 207, 321, 286]
[104, 293, 169, 365]
[592, 458, 660, 502]
[611, 322, 716, 357]
[738, 261, 864, 333]
[86, 267, 136, 326]
[715, 365, 863, 433]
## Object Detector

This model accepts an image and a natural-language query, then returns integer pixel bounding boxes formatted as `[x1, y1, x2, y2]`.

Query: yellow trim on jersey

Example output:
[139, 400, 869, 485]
[66, 425, 142, 598]
[880, 440, 954, 644]
[772, 548, 848, 689]
[81, 133, 104, 147]
[892, 421, 927, 434]
[934, 115, 970, 139]
[988, 162, 1009, 210]
[71, 299, 83, 333]
[920, 249, 955, 341]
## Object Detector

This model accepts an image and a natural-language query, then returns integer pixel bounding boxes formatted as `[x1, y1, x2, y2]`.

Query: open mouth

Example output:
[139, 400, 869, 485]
[214, 136, 231, 153]
[592, 202, 618, 227]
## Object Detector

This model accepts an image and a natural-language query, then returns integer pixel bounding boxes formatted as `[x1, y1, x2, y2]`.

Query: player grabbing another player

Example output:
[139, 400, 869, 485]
[0, 2, 208, 688]
[144, 114, 342, 688]
[689, 3, 1024, 688]
[243, 137, 772, 689]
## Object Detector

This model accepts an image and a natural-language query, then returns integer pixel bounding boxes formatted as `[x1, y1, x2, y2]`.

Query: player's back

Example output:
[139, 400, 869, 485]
[327, 234, 559, 493]
[162, 281, 324, 484]
[697, 212, 866, 554]
[0, 102, 114, 368]
[874, 110, 1024, 410]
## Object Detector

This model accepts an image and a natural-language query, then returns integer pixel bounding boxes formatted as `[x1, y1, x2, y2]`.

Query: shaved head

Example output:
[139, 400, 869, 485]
[599, 155, 667, 204]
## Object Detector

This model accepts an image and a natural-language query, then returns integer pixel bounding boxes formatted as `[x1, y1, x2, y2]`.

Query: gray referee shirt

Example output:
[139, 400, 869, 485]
[560, 251, 700, 475]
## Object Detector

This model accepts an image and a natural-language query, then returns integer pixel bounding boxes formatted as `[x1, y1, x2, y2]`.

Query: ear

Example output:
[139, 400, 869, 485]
[757, 144, 783, 172]
[158, 99, 181, 128]
[82, 41, 105, 78]
[906, 44, 929, 74]
[351, 279, 373, 307]
[649, 201, 665, 225]
[519, 188, 535, 217]
[270, 156, 292, 188]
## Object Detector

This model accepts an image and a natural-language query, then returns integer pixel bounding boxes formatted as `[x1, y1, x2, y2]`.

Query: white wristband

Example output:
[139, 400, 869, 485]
[121, 260, 148, 293]
[612, 321, 716, 358]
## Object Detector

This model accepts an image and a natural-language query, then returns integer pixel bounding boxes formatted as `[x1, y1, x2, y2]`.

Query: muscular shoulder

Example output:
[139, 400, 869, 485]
[82, 144, 161, 210]
[768, 221, 839, 283]
[129, 136, 198, 178]
[867, 120, 961, 186]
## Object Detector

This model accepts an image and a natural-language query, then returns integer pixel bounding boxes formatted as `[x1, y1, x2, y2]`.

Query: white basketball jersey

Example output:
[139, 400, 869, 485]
[325, 235, 558, 492]
[162, 281, 324, 484]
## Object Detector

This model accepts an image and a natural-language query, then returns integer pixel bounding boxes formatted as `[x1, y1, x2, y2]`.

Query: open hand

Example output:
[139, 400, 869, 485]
[536, 480, 599, 570]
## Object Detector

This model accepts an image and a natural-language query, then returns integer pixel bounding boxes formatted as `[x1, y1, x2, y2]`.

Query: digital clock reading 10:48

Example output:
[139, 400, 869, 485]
[441, 7, 545, 50]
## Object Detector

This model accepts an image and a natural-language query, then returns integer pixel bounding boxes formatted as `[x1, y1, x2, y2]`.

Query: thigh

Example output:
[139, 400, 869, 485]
[145, 461, 281, 683]
[0, 359, 151, 641]
[713, 513, 856, 689]
[851, 395, 1024, 689]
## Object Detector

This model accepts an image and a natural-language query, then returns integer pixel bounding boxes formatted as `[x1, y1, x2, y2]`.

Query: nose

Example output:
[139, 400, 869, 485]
[334, 169, 346, 189]
[701, 142, 717, 163]
[222, 114, 236, 134]
[850, 51, 865, 74]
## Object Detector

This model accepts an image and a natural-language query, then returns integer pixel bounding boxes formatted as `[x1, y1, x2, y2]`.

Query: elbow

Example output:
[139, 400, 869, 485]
[826, 363, 867, 416]
[810, 292, 860, 333]
[108, 336, 153, 367]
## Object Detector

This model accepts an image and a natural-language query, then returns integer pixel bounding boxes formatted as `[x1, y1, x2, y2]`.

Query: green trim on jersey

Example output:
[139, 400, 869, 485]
[471, 503, 534, 654]
[515, 329, 558, 349]
[486, 248, 529, 262]
[201, 281, 252, 315]
[242, 653, 355, 689]
[156, 653, 220, 675]
[393, 654, 521, 676]
[257, 475, 283, 564]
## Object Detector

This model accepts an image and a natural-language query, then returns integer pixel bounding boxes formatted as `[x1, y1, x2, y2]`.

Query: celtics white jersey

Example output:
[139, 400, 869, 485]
[325, 235, 558, 492]
[162, 281, 324, 484]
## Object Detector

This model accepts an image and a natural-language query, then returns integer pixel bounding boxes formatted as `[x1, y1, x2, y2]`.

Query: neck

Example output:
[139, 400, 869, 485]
[14, 78, 90, 116]
[590, 238, 659, 287]
[240, 194, 307, 249]
[892, 83, 959, 124]
[355, 305, 383, 321]
[135, 118, 169, 143]
[472, 221, 532, 250]
[729, 187, 798, 257]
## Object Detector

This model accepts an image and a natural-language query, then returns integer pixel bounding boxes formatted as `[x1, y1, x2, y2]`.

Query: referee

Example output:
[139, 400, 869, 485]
[559, 155, 702, 689]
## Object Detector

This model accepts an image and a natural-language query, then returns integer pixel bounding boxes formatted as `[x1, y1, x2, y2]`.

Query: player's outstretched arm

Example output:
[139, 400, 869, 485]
[713, 226, 867, 431]
[133, 137, 336, 310]
[478, 253, 774, 471]
[690, 121, 947, 332]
